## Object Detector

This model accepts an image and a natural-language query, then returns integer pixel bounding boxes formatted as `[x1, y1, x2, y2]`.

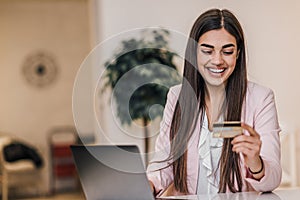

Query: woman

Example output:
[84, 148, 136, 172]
[147, 8, 281, 197]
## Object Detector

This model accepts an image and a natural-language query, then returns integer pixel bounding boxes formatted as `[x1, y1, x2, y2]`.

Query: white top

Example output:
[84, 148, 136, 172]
[197, 113, 223, 194]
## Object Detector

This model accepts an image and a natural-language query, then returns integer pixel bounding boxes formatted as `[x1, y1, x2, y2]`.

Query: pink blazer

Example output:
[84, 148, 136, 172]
[147, 81, 282, 196]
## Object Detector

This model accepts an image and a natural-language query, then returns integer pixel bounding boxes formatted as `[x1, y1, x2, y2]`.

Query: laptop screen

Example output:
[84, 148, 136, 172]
[70, 145, 155, 200]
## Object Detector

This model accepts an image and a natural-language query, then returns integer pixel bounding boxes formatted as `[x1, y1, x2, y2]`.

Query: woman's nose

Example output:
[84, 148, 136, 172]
[211, 53, 224, 65]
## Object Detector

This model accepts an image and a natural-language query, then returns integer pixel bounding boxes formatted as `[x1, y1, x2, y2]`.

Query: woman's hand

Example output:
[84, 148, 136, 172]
[231, 123, 265, 180]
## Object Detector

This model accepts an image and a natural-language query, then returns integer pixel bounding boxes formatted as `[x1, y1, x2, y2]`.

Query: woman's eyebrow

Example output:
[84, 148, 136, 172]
[200, 43, 214, 48]
[200, 43, 236, 49]
[222, 44, 235, 48]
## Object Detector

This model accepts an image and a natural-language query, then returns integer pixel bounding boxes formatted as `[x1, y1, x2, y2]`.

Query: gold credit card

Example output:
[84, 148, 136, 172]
[212, 121, 242, 138]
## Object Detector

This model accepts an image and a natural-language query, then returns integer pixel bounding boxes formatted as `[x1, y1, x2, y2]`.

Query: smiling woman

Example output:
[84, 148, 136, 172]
[146, 8, 281, 197]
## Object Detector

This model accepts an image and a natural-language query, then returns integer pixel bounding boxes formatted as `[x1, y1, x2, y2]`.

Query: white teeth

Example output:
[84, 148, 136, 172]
[208, 68, 225, 73]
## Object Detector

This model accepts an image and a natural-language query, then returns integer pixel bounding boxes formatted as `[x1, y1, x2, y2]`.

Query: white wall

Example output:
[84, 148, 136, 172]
[0, 0, 91, 195]
[94, 0, 300, 184]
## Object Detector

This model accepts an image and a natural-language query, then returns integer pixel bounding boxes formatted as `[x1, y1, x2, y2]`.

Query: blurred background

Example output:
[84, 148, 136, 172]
[0, 0, 299, 199]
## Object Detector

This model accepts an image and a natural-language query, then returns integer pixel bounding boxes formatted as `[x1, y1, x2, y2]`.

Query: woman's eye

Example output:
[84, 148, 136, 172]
[223, 51, 234, 55]
[201, 50, 212, 55]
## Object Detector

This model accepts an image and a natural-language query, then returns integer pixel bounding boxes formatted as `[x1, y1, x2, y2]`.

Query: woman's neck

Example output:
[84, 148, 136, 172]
[205, 84, 226, 131]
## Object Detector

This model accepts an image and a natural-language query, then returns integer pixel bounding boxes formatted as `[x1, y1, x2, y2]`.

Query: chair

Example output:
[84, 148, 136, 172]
[48, 126, 79, 194]
[0, 136, 41, 200]
[279, 127, 297, 188]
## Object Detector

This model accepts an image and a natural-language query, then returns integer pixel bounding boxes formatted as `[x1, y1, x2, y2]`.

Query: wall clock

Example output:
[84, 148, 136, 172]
[22, 51, 59, 88]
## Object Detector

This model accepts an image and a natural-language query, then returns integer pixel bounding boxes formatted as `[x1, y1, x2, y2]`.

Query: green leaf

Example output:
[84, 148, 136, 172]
[101, 28, 182, 126]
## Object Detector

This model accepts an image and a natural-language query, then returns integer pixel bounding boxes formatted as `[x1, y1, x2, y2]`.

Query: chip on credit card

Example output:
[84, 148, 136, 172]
[212, 121, 242, 138]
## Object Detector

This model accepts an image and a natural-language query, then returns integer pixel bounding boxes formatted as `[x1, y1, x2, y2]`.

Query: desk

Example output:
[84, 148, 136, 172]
[157, 188, 300, 200]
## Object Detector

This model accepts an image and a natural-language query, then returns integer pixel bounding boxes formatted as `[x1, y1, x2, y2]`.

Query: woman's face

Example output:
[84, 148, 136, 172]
[197, 28, 238, 87]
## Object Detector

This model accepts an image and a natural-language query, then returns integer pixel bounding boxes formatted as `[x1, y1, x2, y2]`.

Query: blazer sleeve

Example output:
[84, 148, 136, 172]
[244, 87, 282, 192]
[146, 85, 180, 196]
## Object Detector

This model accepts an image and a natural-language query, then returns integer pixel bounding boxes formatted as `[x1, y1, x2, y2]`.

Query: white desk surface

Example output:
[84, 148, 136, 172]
[158, 188, 300, 200]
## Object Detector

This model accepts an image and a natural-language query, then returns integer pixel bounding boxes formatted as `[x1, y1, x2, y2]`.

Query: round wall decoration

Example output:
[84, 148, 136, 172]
[22, 51, 59, 88]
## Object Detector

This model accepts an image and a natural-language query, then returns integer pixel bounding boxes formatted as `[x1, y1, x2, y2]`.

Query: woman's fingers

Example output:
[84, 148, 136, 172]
[241, 123, 260, 138]
[232, 145, 252, 155]
[232, 134, 257, 144]
[232, 141, 260, 156]
[231, 135, 261, 154]
[231, 123, 261, 157]
[232, 123, 261, 147]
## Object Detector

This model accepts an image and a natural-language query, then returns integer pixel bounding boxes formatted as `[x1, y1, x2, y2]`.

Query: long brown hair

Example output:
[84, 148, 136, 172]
[170, 9, 247, 193]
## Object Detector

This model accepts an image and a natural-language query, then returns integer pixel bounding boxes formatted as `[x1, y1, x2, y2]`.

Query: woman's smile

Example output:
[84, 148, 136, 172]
[206, 67, 227, 75]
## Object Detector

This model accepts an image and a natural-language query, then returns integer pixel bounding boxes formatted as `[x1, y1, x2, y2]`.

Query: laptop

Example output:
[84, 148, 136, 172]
[70, 145, 155, 200]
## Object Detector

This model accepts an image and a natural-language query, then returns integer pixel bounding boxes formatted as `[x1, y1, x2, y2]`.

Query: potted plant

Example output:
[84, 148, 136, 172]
[102, 28, 181, 163]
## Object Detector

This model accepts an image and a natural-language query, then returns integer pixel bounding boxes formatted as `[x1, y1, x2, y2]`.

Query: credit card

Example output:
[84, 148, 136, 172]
[212, 121, 242, 138]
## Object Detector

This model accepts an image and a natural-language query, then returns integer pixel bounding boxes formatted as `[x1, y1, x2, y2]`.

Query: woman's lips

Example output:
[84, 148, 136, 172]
[207, 67, 226, 73]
